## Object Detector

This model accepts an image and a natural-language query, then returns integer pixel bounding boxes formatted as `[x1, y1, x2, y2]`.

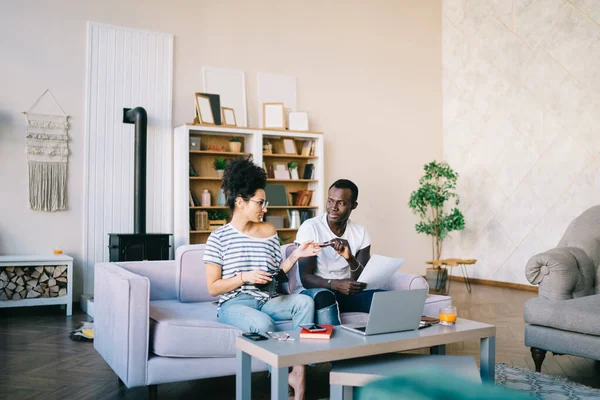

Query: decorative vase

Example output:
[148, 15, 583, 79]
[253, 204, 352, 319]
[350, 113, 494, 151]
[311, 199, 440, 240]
[229, 141, 242, 153]
[263, 143, 272, 154]
[195, 211, 209, 230]
[216, 169, 224, 178]
[217, 188, 226, 206]
[426, 267, 448, 294]
[289, 210, 301, 229]
[200, 188, 211, 207]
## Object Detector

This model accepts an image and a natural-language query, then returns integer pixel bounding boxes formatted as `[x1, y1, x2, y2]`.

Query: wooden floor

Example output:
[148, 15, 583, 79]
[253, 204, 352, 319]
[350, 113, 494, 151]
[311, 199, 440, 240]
[0, 283, 599, 399]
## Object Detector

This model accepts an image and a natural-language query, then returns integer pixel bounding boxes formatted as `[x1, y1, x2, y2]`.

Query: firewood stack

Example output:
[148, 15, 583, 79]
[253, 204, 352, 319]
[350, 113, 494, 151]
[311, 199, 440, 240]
[0, 266, 68, 301]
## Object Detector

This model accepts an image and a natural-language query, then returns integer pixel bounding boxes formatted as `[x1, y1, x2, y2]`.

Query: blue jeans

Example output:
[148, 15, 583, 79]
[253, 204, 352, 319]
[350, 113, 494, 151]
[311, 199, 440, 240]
[301, 288, 385, 325]
[218, 293, 314, 335]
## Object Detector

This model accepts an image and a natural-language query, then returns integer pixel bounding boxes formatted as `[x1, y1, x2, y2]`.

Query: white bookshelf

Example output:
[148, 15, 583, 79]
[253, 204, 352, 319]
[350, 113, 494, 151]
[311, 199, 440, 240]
[173, 124, 325, 248]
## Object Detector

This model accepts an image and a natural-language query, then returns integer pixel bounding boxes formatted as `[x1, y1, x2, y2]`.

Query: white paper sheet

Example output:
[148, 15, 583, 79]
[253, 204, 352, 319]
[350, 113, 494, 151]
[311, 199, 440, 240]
[357, 254, 405, 290]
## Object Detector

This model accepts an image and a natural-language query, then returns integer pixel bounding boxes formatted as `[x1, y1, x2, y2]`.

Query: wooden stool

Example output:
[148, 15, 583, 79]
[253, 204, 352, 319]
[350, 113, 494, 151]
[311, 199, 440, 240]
[330, 353, 481, 400]
[426, 259, 477, 294]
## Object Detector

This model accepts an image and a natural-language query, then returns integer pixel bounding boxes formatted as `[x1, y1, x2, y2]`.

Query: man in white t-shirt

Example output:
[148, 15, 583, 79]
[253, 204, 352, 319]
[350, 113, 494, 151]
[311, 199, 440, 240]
[294, 179, 383, 325]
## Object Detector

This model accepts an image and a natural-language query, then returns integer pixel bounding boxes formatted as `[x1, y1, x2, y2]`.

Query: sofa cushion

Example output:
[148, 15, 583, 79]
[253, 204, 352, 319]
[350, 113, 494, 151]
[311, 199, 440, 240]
[524, 294, 600, 336]
[175, 245, 217, 303]
[150, 300, 241, 358]
[150, 293, 452, 358]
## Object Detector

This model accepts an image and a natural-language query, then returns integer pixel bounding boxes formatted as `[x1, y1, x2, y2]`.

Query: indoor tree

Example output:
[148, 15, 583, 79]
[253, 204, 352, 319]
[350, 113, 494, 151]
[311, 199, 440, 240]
[408, 160, 465, 261]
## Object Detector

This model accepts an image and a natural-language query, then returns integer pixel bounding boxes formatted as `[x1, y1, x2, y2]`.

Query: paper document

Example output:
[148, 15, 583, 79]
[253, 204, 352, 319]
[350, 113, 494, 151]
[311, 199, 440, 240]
[357, 254, 405, 289]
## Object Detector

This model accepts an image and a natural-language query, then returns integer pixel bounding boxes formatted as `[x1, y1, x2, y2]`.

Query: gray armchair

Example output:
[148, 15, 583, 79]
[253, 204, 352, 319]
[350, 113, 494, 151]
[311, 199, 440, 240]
[524, 205, 600, 372]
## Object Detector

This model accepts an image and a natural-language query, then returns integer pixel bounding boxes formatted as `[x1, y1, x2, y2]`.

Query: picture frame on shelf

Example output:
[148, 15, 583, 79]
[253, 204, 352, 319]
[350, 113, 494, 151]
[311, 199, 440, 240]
[221, 107, 237, 127]
[288, 111, 309, 131]
[300, 140, 313, 157]
[195, 93, 215, 125]
[282, 138, 298, 154]
[273, 162, 290, 180]
[263, 102, 286, 130]
[265, 183, 289, 206]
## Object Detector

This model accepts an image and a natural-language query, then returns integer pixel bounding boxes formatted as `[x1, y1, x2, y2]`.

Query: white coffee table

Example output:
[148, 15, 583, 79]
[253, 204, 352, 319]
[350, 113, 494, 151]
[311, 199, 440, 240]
[235, 318, 496, 400]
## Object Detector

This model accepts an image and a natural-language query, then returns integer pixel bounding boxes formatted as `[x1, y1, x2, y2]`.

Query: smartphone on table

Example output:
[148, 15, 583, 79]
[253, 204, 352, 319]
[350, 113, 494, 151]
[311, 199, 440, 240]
[242, 332, 268, 341]
[299, 323, 327, 332]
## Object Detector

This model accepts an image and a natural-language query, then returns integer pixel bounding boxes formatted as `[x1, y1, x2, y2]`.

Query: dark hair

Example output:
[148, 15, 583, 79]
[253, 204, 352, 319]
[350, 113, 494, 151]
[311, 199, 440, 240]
[221, 158, 267, 211]
[329, 179, 359, 203]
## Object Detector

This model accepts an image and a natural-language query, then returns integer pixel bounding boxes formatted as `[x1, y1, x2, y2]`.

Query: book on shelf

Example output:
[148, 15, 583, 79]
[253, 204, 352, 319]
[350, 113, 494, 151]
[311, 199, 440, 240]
[189, 163, 197, 177]
[190, 190, 200, 207]
[299, 324, 334, 340]
[302, 164, 314, 180]
[292, 190, 313, 206]
[300, 210, 314, 223]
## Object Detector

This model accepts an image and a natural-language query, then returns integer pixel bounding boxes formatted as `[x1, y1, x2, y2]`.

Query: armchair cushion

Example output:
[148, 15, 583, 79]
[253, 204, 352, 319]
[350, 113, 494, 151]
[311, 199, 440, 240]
[525, 247, 595, 300]
[524, 294, 600, 336]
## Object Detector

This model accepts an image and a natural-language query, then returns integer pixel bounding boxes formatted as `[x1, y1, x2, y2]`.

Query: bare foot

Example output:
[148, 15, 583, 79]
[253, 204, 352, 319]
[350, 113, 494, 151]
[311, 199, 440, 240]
[288, 365, 306, 400]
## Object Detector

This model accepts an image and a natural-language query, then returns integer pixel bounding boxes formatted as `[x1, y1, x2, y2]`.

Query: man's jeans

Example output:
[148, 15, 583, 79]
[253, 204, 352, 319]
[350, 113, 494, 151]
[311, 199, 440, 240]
[300, 288, 385, 325]
[218, 293, 314, 334]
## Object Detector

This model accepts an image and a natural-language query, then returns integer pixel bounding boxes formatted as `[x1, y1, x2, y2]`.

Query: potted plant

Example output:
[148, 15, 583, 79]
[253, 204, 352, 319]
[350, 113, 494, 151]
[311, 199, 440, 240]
[229, 137, 242, 153]
[288, 161, 299, 180]
[263, 139, 272, 154]
[208, 210, 229, 230]
[213, 157, 228, 178]
[408, 161, 465, 291]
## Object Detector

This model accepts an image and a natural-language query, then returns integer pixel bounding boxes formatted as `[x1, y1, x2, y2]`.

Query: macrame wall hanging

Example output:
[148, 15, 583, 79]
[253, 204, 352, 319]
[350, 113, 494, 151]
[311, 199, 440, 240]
[23, 89, 70, 212]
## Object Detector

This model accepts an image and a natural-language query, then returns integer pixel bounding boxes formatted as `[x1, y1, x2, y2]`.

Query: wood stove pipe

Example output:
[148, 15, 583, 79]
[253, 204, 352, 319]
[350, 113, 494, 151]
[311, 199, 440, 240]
[123, 107, 147, 234]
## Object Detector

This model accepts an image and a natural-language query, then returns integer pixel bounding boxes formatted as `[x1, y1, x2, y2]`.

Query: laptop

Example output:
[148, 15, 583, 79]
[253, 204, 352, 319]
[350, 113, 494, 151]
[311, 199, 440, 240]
[341, 289, 428, 336]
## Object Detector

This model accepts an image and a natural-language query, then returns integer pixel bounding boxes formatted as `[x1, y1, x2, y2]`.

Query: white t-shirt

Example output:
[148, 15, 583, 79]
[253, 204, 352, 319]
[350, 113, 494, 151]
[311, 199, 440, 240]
[293, 213, 371, 292]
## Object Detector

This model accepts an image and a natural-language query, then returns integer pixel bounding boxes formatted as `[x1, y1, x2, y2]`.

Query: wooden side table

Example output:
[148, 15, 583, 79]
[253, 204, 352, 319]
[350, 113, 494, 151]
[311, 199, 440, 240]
[426, 259, 476, 294]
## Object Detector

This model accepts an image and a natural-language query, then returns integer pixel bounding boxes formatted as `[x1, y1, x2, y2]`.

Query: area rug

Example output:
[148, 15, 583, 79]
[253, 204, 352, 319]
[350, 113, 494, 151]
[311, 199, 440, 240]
[496, 363, 600, 400]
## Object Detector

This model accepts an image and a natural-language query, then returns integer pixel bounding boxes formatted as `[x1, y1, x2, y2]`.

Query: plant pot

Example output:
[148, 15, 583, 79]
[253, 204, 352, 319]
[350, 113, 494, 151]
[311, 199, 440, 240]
[263, 143, 272, 154]
[290, 168, 299, 180]
[229, 142, 242, 153]
[426, 267, 448, 294]
[216, 169, 224, 178]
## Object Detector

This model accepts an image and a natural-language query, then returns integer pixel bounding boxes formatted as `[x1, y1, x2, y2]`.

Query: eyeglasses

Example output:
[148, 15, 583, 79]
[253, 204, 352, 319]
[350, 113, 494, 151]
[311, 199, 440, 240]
[249, 199, 269, 209]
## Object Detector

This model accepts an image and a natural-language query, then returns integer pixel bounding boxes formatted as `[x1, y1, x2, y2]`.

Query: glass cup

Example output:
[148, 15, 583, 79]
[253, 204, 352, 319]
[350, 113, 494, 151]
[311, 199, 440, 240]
[439, 306, 457, 326]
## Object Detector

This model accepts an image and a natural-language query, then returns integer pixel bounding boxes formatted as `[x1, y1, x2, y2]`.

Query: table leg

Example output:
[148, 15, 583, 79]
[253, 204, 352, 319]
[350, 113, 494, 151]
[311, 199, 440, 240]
[480, 336, 496, 383]
[271, 366, 288, 400]
[236, 349, 251, 400]
[430, 344, 446, 355]
[460, 264, 472, 294]
[331, 384, 353, 400]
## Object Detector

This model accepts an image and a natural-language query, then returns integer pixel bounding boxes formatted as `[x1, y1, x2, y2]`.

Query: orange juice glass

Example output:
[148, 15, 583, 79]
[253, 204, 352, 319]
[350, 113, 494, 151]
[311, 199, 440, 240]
[439, 306, 457, 325]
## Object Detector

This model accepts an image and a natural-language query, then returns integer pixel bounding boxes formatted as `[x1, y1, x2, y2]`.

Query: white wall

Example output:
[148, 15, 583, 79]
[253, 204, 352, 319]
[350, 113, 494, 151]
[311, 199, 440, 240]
[443, 1, 600, 285]
[0, 0, 441, 299]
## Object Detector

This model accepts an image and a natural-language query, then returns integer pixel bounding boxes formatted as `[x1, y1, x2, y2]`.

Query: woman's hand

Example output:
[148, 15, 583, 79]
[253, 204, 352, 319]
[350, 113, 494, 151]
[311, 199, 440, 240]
[294, 240, 322, 259]
[241, 270, 273, 285]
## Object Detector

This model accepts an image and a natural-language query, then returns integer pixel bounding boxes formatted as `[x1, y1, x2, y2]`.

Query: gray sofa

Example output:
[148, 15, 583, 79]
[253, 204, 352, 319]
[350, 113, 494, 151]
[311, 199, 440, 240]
[524, 205, 600, 372]
[94, 244, 452, 398]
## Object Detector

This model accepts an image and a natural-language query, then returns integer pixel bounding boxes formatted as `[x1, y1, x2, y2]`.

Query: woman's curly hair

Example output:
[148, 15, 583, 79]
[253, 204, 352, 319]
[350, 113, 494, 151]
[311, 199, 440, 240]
[221, 158, 267, 211]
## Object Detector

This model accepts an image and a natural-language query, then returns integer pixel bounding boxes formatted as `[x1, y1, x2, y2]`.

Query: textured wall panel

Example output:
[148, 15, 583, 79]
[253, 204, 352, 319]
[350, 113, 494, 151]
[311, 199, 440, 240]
[82, 22, 173, 294]
[442, 1, 600, 285]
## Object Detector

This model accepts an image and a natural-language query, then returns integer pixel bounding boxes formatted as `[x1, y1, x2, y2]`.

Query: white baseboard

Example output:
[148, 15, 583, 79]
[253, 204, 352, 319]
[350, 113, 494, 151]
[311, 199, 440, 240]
[80, 294, 94, 317]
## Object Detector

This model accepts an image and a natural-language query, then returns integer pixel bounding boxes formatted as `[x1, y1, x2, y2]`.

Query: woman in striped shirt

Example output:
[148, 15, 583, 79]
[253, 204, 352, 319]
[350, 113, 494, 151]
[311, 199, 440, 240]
[204, 158, 321, 400]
